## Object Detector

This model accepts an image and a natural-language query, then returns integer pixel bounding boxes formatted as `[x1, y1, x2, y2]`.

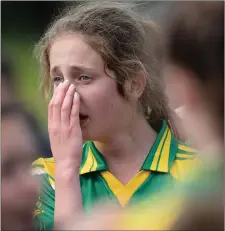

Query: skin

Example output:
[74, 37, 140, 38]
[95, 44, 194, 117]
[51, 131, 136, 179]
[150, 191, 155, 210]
[2, 116, 38, 230]
[48, 33, 158, 227]
[1, 78, 14, 106]
[49, 34, 140, 142]
[163, 64, 223, 158]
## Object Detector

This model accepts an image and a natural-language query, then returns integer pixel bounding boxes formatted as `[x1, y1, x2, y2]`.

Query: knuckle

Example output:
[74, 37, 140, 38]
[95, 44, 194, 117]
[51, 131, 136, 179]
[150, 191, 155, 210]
[53, 101, 61, 108]
[49, 127, 60, 137]
[61, 105, 69, 112]
[62, 126, 70, 134]
[67, 90, 75, 97]
[71, 111, 79, 118]
[48, 101, 54, 109]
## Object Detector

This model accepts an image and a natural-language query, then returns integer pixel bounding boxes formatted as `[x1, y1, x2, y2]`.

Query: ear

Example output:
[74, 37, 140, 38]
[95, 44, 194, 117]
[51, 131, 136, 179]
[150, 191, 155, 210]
[124, 72, 146, 100]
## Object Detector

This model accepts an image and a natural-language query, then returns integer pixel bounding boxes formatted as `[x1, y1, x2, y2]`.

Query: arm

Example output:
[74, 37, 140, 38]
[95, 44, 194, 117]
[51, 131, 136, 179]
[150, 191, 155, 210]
[54, 162, 83, 229]
[48, 81, 83, 229]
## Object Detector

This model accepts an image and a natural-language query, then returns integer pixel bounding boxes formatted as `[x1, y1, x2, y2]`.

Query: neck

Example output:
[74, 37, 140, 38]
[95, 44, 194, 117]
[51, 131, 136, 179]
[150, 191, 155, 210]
[94, 115, 158, 167]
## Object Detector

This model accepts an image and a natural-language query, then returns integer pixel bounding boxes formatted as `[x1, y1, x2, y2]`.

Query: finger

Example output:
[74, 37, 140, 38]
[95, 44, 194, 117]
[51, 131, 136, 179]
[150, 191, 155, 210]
[61, 84, 76, 128]
[53, 80, 70, 127]
[70, 92, 80, 129]
[48, 98, 54, 130]
[48, 86, 58, 130]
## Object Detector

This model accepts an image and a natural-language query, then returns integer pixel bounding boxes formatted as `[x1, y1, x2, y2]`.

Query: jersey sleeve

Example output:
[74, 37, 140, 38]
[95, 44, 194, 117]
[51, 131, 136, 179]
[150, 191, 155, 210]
[32, 158, 55, 230]
[170, 144, 200, 181]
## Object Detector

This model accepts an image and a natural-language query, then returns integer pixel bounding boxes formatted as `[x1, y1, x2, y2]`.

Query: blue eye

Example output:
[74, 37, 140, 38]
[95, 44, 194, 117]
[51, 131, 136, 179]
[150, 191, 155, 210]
[79, 75, 90, 81]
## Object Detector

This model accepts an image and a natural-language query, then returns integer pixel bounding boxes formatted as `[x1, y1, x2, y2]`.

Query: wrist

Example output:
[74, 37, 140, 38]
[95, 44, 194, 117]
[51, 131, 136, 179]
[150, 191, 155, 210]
[55, 161, 80, 181]
[55, 158, 81, 170]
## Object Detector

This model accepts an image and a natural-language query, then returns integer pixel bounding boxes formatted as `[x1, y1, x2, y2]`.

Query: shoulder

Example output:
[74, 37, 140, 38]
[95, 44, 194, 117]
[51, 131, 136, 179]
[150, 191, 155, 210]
[32, 157, 55, 177]
[32, 157, 56, 190]
[176, 142, 198, 158]
[32, 143, 88, 178]
[170, 142, 200, 181]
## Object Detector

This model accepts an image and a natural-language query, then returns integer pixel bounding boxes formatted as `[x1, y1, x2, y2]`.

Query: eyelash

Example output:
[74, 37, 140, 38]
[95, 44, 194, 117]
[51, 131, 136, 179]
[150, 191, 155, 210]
[53, 76, 64, 84]
[52, 75, 91, 85]
[78, 75, 91, 81]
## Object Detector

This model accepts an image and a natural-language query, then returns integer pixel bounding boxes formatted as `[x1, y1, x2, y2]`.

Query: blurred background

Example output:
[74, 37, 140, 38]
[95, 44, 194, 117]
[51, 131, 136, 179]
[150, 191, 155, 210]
[2, 1, 169, 129]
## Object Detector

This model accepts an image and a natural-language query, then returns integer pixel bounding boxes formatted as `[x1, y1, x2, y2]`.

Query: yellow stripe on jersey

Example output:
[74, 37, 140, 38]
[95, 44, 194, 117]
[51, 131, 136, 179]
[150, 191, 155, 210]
[100, 171, 125, 205]
[32, 158, 45, 167]
[43, 158, 55, 179]
[176, 153, 196, 159]
[32, 158, 56, 190]
[150, 126, 169, 171]
[91, 149, 98, 171]
[125, 170, 151, 204]
[80, 146, 94, 174]
[33, 209, 44, 217]
[101, 170, 151, 207]
[157, 129, 171, 172]
[80, 146, 98, 174]
[178, 144, 196, 153]
[170, 159, 198, 181]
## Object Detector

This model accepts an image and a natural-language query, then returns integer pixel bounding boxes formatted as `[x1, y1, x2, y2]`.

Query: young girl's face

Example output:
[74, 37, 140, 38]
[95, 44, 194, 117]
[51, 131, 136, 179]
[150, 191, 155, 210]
[49, 34, 136, 141]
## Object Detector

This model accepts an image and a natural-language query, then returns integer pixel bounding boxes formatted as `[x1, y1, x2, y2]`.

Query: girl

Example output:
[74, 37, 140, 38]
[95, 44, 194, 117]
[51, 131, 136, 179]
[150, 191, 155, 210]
[32, 2, 197, 230]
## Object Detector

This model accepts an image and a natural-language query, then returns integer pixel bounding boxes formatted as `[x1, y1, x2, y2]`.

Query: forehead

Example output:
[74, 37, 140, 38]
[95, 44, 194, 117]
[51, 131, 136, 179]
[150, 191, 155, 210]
[2, 116, 37, 162]
[49, 34, 105, 72]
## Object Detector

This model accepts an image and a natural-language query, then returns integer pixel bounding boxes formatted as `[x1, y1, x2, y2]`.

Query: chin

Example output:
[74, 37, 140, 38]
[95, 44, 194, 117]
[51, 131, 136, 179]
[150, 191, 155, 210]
[82, 128, 93, 141]
[82, 129, 104, 142]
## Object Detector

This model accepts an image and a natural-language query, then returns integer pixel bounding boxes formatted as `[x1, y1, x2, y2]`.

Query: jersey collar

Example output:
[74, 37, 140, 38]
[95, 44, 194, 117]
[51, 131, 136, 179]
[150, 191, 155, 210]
[79, 120, 178, 175]
[79, 141, 108, 174]
[141, 120, 178, 173]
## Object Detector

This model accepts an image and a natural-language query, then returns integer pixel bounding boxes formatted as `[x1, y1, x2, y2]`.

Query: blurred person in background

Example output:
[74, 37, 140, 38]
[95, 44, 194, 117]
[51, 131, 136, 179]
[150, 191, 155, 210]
[1, 49, 53, 158]
[2, 103, 40, 230]
[59, 1, 223, 230]
[163, 1, 224, 230]
[164, 1, 224, 156]
[32, 1, 198, 230]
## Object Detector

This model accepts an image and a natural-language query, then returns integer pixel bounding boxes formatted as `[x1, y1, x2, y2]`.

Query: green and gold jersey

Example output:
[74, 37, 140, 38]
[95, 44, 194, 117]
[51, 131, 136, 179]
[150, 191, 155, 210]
[32, 121, 199, 230]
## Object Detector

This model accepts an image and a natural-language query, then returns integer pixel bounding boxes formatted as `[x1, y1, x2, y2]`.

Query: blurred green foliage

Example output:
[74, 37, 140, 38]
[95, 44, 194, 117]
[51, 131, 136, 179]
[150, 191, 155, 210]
[2, 36, 48, 128]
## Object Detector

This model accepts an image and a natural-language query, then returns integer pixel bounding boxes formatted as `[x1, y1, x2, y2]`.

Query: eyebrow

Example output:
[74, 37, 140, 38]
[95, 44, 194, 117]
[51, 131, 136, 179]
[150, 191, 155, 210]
[50, 65, 98, 77]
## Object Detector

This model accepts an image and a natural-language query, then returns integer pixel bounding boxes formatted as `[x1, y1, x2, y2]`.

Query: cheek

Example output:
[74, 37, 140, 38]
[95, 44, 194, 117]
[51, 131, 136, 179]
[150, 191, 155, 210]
[79, 80, 122, 116]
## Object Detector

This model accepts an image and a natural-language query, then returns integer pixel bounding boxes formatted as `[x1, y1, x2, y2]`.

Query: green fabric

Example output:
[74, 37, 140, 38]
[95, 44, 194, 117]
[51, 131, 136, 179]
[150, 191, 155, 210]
[32, 121, 197, 230]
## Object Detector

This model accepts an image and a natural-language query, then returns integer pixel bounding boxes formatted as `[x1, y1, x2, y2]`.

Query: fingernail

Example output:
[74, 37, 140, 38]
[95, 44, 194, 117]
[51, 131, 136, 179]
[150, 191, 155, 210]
[58, 82, 63, 88]
[74, 92, 79, 99]
[64, 79, 69, 84]
[70, 84, 75, 89]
